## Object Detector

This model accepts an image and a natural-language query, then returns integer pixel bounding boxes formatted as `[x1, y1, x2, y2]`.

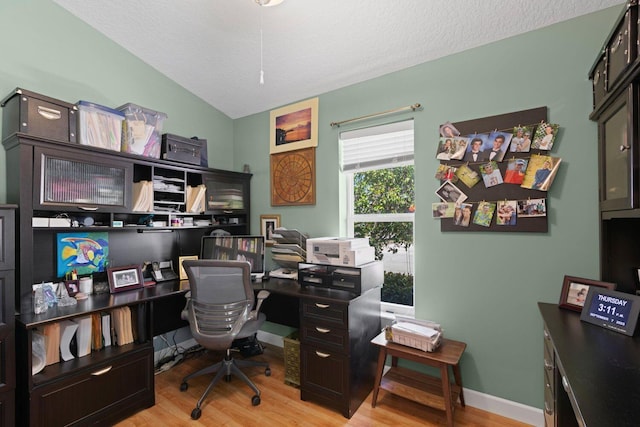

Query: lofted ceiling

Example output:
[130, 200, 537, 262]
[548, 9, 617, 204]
[53, 0, 624, 119]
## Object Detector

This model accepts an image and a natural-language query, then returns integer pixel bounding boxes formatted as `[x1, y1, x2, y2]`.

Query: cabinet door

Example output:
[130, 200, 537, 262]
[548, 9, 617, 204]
[598, 85, 638, 211]
[203, 171, 251, 233]
[33, 146, 133, 212]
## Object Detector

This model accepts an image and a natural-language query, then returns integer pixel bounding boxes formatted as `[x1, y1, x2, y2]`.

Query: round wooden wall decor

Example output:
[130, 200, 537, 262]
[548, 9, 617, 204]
[270, 147, 315, 206]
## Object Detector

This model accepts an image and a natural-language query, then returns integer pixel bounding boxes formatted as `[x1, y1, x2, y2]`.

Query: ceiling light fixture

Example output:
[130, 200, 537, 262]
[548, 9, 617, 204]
[255, 0, 284, 84]
[255, 0, 284, 6]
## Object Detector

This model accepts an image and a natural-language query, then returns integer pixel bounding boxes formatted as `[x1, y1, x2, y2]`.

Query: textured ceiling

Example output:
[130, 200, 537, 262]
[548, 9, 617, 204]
[53, 0, 624, 119]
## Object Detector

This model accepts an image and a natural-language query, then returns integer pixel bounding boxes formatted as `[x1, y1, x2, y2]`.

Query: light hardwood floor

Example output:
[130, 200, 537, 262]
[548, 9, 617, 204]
[115, 344, 531, 426]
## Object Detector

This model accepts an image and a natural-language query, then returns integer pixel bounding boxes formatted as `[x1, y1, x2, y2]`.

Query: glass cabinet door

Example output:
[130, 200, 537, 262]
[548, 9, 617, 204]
[203, 174, 247, 212]
[34, 147, 132, 211]
[599, 85, 637, 211]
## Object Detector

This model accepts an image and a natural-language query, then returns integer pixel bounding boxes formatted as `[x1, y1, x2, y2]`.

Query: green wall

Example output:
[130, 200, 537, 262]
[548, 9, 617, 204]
[0, 0, 625, 412]
[235, 7, 623, 409]
[0, 0, 236, 205]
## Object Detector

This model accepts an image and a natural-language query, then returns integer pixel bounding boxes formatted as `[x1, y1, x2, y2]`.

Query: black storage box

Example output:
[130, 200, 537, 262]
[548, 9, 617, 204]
[1, 87, 77, 143]
[161, 133, 202, 165]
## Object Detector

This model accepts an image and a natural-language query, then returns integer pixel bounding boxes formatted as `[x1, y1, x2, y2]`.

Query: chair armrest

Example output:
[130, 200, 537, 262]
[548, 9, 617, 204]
[249, 290, 270, 320]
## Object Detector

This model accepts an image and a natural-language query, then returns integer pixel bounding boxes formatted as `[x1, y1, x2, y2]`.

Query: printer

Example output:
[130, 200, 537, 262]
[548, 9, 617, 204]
[306, 237, 375, 267]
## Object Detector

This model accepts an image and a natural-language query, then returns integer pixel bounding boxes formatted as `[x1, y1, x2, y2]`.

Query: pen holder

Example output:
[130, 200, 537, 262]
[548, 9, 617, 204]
[79, 276, 93, 295]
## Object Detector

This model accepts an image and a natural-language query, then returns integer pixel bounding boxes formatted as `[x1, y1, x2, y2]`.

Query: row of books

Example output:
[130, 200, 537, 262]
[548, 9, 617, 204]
[34, 305, 147, 372]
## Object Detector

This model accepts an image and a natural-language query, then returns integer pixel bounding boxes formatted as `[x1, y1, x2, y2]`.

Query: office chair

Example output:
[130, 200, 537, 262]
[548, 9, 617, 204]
[179, 259, 271, 420]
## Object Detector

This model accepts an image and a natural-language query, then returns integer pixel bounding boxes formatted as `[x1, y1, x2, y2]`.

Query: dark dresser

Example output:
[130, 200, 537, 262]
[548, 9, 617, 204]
[539, 302, 640, 426]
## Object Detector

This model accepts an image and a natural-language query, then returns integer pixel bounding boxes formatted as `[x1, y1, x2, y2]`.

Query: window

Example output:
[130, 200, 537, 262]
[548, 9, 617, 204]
[340, 120, 415, 317]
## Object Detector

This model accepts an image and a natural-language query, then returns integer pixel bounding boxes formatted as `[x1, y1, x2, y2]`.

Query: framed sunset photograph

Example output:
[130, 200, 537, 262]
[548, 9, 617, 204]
[269, 97, 319, 154]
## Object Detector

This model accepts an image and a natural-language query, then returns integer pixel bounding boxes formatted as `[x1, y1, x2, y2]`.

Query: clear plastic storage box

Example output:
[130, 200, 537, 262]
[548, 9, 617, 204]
[77, 101, 125, 152]
[118, 103, 167, 159]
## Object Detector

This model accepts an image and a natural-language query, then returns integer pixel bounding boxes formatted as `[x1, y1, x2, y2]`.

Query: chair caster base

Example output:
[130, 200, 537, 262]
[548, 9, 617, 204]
[191, 407, 202, 420]
[252, 395, 261, 406]
[180, 382, 188, 392]
[265, 368, 271, 376]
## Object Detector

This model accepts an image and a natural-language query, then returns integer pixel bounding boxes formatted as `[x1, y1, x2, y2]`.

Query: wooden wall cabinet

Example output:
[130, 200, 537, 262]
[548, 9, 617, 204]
[589, 3, 640, 294]
[2, 132, 251, 424]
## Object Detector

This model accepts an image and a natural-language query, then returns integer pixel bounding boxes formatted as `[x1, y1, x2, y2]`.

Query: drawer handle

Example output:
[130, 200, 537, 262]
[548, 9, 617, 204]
[611, 33, 623, 53]
[544, 401, 553, 415]
[562, 376, 571, 393]
[315, 327, 331, 333]
[315, 350, 331, 358]
[315, 303, 330, 309]
[543, 329, 550, 339]
[37, 105, 62, 121]
[91, 366, 113, 376]
[594, 70, 600, 85]
[620, 144, 631, 152]
[544, 360, 553, 371]
[78, 206, 99, 211]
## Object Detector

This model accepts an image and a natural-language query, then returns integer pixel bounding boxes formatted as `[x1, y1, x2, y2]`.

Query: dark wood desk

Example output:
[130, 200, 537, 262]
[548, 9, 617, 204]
[370, 331, 466, 427]
[539, 302, 640, 426]
[256, 278, 382, 418]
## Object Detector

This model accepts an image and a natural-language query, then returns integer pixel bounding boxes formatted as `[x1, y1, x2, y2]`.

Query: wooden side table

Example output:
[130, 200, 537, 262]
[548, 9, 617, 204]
[370, 331, 466, 426]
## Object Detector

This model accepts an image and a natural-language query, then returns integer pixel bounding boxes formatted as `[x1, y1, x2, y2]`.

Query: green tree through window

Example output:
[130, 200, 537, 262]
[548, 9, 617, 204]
[352, 166, 414, 306]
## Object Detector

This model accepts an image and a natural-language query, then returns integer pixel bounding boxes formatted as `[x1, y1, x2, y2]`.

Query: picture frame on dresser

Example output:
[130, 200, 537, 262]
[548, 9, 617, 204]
[559, 275, 616, 312]
[107, 265, 144, 293]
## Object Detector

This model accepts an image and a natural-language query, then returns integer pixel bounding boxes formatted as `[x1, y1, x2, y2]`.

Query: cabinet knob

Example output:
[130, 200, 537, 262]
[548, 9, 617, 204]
[620, 144, 631, 152]
[544, 360, 553, 371]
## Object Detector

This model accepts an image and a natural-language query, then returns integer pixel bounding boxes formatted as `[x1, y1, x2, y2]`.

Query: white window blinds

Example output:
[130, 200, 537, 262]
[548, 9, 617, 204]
[340, 119, 414, 172]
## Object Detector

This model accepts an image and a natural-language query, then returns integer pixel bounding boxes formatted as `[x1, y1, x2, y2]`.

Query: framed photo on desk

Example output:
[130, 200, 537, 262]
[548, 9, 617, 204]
[108, 265, 143, 293]
[559, 275, 616, 312]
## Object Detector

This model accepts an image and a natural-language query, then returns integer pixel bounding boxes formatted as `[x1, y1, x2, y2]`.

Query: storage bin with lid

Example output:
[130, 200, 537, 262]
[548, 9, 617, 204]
[77, 101, 124, 152]
[117, 103, 168, 159]
[1, 87, 77, 143]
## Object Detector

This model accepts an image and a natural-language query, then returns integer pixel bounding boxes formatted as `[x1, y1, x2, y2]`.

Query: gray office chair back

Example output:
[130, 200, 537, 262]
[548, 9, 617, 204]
[182, 260, 254, 351]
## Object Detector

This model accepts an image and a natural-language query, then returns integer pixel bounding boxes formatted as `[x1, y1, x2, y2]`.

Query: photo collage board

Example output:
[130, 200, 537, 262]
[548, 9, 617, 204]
[434, 106, 555, 232]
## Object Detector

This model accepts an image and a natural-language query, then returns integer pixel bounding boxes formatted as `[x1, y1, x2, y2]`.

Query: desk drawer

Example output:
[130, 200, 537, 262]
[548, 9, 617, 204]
[301, 299, 348, 326]
[29, 347, 153, 426]
[300, 321, 349, 353]
[300, 343, 348, 400]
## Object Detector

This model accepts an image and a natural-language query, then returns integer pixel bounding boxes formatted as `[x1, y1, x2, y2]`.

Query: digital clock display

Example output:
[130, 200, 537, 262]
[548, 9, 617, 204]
[587, 293, 632, 327]
[580, 287, 640, 336]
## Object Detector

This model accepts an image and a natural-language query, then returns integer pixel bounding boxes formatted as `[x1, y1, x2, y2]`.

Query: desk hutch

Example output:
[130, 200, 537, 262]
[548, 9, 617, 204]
[538, 3, 640, 425]
[2, 131, 251, 425]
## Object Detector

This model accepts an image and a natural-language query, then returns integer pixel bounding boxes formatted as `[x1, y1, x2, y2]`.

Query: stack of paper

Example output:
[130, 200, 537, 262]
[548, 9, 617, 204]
[41, 323, 60, 366]
[91, 313, 103, 351]
[186, 185, 206, 213]
[102, 312, 112, 347]
[271, 228, 308, 270]
[112, 306, 134, 346]
[132, 180, 153, 212]
[59, 320, 79, 361]
[74, 316, 92, 357]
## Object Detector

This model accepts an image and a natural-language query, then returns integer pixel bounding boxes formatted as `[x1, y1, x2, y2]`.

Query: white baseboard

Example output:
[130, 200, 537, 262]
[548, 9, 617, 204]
[159, 330, 544, 426]
[463, 388, 543, 426]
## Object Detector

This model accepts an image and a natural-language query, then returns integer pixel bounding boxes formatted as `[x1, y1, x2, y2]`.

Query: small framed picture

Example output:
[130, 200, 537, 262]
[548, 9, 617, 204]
[178, 255, 198, 280]
[107, 265, 144, 294]
[559, 275, 616, 312]
[260, 214, 281, 246]
[64, 280, 79, 297]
